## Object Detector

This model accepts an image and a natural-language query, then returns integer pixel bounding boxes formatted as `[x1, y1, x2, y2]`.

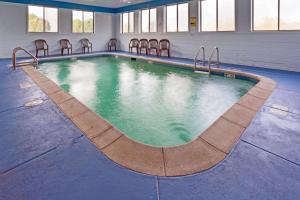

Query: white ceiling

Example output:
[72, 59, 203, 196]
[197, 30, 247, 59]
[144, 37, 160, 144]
[56, 0, 152, 8]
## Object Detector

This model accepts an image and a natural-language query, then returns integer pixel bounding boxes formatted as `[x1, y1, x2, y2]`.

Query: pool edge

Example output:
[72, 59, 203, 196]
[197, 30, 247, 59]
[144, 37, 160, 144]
[20, 58, 276, 177]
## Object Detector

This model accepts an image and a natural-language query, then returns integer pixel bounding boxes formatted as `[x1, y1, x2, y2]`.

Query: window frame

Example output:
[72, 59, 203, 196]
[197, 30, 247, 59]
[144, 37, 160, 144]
[121, 11, 135, 34]
[251, 0, 300, 32]
[199, 0, 236, 32]
[72, 10, 95, 33]
[166, 3, 190, 33]
[27, 5, 59, 33]
[141, 8, 158, 33]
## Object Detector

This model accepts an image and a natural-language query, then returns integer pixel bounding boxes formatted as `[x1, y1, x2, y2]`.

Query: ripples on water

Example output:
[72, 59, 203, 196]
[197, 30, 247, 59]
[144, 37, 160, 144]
[39, 57, 255, 147]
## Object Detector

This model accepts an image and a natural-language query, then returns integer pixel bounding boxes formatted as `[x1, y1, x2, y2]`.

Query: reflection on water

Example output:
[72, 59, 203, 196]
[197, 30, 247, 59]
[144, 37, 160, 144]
[38, 57, 255, 147]
[68, 61, 99, 103]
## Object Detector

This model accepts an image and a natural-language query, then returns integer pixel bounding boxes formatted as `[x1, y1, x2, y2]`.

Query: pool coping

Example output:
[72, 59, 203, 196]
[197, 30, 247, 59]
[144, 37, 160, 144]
[20, 54, 276, 177]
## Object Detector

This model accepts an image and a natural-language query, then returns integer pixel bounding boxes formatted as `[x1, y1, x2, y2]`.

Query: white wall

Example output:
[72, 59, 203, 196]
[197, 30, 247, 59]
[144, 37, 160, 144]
[0, 2, 114, 58]
[115, 0, 300, 72]
[1, 0, 300, 72]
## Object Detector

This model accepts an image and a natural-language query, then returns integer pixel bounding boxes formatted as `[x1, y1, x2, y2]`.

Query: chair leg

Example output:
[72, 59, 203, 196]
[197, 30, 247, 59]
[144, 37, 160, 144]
[36, 50, 38, 58]
[61, 49, 63, 56]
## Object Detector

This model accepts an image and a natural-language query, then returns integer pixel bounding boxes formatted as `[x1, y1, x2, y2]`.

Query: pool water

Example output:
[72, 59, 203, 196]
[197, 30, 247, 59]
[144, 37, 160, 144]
[38, 56, 255, 147]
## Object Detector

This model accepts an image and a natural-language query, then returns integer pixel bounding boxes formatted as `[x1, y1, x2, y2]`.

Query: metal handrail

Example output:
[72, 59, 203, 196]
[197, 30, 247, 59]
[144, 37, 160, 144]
[194, 46, 205, 71]
[208, 47, 220, 73]
[12, 47, 38, 70]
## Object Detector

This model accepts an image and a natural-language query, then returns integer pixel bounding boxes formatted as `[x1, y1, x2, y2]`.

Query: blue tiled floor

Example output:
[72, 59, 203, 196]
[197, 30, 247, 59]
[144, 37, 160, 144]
[0, 138, 157, 200]
[242, 110, 300, 165]
[0, 53, 300, 200]
[0, 101, 83, 173]
[159, 142, 300, 200]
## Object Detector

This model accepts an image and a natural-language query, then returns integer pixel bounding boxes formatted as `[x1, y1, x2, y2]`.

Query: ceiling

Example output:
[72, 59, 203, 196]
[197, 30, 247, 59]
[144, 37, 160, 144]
[55, 0, 152, 8]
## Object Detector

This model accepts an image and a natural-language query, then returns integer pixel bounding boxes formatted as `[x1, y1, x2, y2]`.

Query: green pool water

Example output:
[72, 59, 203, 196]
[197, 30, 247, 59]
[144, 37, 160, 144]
[38, 56, 255, 147]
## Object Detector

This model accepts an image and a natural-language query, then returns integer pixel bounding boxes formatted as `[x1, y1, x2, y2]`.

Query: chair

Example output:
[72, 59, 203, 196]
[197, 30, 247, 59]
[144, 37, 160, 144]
[59, 39, 72, 56]
[34, 39, 49, 57]
[159, 39, 170, 57]
[108, 38, 117, 51]
[148, 39, 159, 56]
[80, 38, 92, 54]
[129, 38, 139, 54]
[139, 39, 148, 55]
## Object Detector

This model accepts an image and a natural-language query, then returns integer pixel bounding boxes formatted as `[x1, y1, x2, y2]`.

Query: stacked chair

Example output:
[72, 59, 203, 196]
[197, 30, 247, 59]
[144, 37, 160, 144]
[128, 39, 170, 57]
[59, 39, 72, 56]
[159, 39, 170, 57]
[108, 38, 117, 51]
[129, 38, 139, 54]
[139, 39, 149, 55]
[148, 39, 159, 56]
[34, 39, 49, 57]
[80, 38, 92, 54]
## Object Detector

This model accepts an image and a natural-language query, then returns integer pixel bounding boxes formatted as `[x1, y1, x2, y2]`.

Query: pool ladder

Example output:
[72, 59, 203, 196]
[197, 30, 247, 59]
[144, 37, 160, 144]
[194, 46, 220, 75]
[12, 47, 38, 70]
[194, 46, 206, 72]
[208, 47, 220, 70]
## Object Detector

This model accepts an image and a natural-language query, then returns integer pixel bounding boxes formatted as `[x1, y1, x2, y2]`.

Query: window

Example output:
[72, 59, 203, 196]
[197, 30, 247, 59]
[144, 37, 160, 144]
[72, 10, 94, 33]
[28, 5, 58, 32]
[166, 3, 189, 32]
[218, 0, 235, 31]
[199, 0, 235, 32]
[129, 12, 134, 32]
[280, 0, 300, 30]
[141, 8, 157, 33]
[252, 0, 300, 31]
[121, 12, 135, 33]
[252, 0, 278, 31]
[150, 8, 157, 32]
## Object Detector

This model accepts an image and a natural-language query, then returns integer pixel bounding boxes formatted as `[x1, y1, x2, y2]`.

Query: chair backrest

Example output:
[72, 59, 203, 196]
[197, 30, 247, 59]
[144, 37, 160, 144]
[109, 38, 117, 46]
[139, 39, 148, 48]
[80, 38, 90, 47]
[148, 39, 158, 48]
[129, 39, 139, 47]
[159, 39, 170, 50]
[60, 39, 71, 48]
[35, 39, 46, 49]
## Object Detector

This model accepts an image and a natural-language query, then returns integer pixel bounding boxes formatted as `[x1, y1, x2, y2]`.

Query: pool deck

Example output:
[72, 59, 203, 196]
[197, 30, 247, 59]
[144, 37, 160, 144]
[1, 51, 300, 199]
